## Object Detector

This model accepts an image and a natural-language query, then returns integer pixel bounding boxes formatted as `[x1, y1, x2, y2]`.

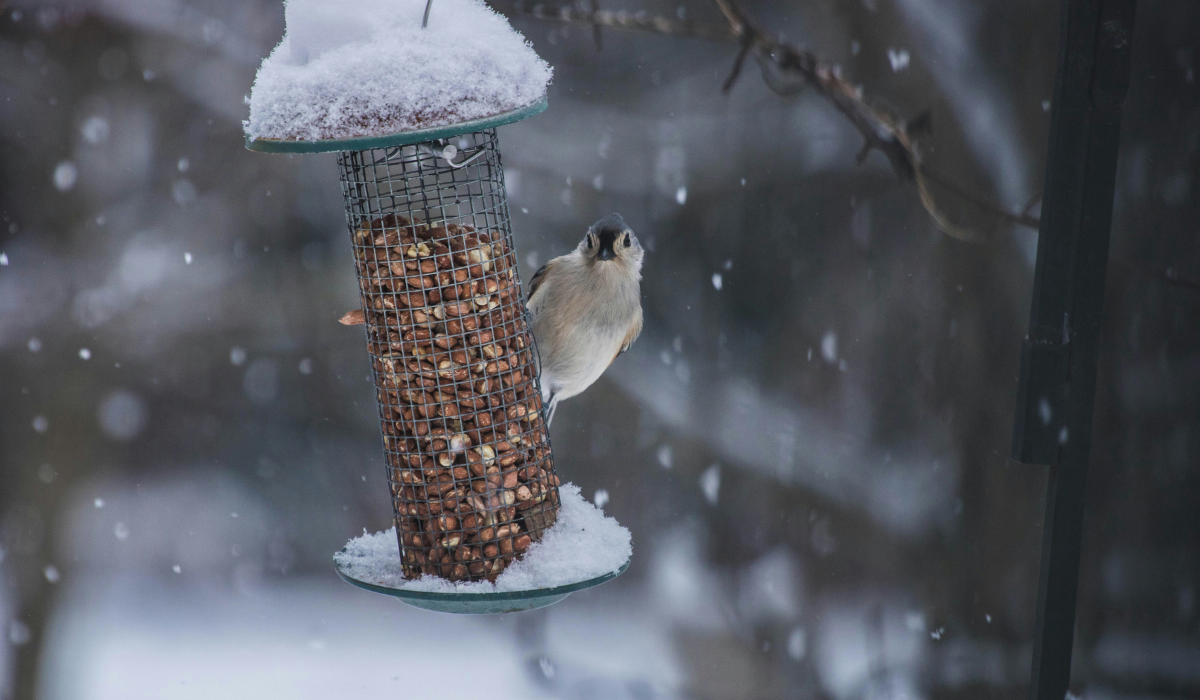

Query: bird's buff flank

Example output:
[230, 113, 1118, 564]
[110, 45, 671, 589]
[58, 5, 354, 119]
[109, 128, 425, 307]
[526, 213, 644, 424]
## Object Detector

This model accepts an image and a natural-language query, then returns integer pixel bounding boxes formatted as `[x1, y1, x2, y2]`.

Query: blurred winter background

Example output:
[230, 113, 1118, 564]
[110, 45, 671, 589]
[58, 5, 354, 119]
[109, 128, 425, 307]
[0, 0, 1197, 698]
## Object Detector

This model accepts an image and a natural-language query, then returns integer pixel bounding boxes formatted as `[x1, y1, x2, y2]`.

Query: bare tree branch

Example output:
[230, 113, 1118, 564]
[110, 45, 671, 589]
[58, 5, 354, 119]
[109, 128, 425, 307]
[495, 0, 1041, 242]
[723, 34, 754, 92]
[500, 1, 735, 40]
[1021, 191, 1043, 218]
[712, 0, 977, 239]
[1112, 257, 1200, 296]
[921, 167, 1042, 230]
[589, 0, 603, 51]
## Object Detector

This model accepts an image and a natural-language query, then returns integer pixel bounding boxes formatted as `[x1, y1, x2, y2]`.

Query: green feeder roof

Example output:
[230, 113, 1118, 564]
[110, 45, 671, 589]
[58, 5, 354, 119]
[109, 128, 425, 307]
[245, 97, 547, 154]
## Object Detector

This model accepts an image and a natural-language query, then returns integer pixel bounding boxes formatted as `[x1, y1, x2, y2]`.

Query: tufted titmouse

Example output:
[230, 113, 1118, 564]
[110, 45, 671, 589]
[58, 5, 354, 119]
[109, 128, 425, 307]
[527, 213, 644, 425]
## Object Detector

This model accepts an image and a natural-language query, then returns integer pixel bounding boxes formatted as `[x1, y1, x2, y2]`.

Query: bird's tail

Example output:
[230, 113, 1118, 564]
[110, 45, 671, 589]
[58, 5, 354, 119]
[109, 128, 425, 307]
[544, 391, 560, 427]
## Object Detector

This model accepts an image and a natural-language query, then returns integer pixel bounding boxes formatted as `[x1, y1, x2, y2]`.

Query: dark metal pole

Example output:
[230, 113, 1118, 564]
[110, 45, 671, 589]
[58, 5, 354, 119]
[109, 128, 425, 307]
[1010, 0, 1136, 699]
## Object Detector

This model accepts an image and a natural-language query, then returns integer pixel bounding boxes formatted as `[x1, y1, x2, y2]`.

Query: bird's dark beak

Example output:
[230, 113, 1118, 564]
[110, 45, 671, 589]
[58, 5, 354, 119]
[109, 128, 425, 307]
[596, 230, 617, 261]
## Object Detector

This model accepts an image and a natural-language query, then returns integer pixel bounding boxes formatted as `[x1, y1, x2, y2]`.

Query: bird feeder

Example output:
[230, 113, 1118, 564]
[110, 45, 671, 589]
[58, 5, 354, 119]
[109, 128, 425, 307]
[242, 0, 630, 612]
[246, 101, 629, 611]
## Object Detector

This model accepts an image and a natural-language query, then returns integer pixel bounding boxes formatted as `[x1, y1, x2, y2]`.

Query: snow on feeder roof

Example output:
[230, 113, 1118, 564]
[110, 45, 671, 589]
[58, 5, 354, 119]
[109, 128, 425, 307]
[243, 1, 629, 613]
[244, 0, 551, 147]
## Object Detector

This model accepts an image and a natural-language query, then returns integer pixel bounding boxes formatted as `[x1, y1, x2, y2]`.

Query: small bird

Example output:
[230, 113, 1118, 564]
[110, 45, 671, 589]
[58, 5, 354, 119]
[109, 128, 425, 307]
[527, 213, 644, 425]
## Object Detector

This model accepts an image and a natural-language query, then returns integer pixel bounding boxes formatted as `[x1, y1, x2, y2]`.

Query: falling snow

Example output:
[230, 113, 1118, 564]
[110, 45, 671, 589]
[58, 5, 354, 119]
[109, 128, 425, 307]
[81, 115, 110, 143]
[887, 48, 911, 72]
[787, 628, 807, 660]
[821, 331, 838, 363]
[99, 390, 147, 441]
[700, 464, 721, 505]
[656, 444, 673, 469]
[54, 161, 78, 191]
[1038, 397, 1053, 425]
[8, 621, 30, 646]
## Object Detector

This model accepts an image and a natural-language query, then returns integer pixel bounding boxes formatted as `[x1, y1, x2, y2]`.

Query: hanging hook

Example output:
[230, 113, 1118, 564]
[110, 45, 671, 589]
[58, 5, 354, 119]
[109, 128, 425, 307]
[421, 0, 433, 28]
[416, 140, 488, 169]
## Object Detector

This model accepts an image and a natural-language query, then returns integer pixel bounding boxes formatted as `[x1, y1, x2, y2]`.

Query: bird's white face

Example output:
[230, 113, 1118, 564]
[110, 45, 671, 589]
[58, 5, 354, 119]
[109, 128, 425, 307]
[578, 214, 644, 268]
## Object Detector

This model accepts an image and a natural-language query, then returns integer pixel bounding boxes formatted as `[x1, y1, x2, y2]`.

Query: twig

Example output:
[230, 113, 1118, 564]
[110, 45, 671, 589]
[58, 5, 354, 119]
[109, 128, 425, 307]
[1112, 258, 1200, 296]
[495, 0, 1038, 241]
[1021, 191, 1043, 218]
[590, 0, 603, 51]
[499, 1, 734, 40]
[921, 167, 1042, 230]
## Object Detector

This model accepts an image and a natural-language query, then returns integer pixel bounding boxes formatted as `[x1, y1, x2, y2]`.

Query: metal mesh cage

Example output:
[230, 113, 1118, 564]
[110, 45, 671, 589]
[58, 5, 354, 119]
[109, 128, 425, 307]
[337, 129, 560, 583]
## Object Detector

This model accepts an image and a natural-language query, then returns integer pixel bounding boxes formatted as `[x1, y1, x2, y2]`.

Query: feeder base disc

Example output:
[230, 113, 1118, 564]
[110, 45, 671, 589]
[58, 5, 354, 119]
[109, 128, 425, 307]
[334, 556, 630, 615]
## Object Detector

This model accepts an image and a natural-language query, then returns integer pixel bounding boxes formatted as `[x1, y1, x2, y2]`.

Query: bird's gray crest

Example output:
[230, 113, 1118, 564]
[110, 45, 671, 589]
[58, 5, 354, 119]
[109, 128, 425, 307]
[591, 213, 629, 235]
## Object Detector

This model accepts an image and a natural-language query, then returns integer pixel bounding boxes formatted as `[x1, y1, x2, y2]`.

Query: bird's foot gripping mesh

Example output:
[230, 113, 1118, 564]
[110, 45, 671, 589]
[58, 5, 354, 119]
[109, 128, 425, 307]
[338, 130, 560, 583]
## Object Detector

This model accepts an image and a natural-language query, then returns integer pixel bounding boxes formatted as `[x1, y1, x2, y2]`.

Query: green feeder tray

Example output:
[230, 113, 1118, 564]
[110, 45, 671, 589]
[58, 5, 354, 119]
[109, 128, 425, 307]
[334, 556, 631, 615]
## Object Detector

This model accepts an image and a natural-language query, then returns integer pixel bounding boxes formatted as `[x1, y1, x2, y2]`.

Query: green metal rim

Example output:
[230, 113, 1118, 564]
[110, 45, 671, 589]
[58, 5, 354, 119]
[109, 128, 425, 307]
[244, 97, 547, 154]
[334, 555, 630, 605]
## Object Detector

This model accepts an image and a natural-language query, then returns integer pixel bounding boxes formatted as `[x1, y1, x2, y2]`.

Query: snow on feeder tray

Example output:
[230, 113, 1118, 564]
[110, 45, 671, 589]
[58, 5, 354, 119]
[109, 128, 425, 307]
[243, 0, 630, 613]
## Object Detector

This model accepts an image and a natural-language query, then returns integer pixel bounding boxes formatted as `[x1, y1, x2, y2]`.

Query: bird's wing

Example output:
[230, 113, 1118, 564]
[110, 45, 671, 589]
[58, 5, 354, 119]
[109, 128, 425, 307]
[527, 260, 552, 304]
[609, 312, 643, 367]
[620, 313, 643, 354]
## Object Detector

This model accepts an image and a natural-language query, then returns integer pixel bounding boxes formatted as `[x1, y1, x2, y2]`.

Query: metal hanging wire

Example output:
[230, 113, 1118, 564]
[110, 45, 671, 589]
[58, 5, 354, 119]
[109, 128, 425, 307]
[337, 129, 561, 583]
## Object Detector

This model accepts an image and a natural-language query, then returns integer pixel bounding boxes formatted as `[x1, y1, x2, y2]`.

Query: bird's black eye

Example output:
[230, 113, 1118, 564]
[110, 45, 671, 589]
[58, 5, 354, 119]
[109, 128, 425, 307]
[623, 234, 631, 248]
[586, 235, 594, 250]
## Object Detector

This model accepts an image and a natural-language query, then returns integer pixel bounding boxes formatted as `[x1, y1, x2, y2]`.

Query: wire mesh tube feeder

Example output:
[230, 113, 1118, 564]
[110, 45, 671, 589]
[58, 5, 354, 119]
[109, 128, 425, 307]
[245, 100, 630, 613]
